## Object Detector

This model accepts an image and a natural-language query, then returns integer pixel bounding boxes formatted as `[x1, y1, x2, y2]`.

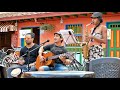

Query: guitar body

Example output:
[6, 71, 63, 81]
[35, 52, 55, 70]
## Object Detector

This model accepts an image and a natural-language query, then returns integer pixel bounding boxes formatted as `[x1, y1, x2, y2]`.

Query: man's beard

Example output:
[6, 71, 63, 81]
[26, 42, 31, 45]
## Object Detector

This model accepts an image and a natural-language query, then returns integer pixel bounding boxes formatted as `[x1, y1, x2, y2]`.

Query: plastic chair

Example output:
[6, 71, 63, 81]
[89, 57, 120, 78]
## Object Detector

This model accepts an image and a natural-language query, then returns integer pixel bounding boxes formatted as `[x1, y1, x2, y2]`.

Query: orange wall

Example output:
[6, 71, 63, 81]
[16, 13, 120, 47]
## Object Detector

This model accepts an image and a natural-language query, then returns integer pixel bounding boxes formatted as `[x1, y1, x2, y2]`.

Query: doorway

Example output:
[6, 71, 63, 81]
[32, 27, 40, 45]
[20, 27, 40, 47]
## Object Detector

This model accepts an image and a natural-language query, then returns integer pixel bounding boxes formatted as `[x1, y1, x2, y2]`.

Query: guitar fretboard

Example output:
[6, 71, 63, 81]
[46, 52, 73, 61]
[47, 54, 60, 60]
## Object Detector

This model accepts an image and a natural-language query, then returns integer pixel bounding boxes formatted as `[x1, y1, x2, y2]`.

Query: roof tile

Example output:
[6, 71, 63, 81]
[0, 12, 50, 18]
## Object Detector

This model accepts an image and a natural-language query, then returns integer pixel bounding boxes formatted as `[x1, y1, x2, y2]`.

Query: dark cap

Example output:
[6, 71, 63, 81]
[54, 32, 63, 38]
[91, 12, 102, 18]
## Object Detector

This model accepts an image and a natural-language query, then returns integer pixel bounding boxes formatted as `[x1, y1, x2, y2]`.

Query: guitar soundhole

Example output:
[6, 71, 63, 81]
[46, 58, 48, 61]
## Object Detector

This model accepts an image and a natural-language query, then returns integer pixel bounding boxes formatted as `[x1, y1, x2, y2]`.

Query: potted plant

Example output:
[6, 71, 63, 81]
[40, 24, 55, 31]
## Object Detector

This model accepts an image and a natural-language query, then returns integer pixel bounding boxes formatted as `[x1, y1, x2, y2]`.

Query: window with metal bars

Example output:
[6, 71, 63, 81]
[110, 24, 120, 28]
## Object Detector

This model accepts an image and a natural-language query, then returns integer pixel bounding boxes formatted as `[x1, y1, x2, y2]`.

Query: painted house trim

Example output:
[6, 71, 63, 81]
[0, 12, 91, 21]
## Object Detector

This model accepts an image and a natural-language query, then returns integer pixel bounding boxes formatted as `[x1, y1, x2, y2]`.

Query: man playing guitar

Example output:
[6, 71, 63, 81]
[37, 32, 72, 71]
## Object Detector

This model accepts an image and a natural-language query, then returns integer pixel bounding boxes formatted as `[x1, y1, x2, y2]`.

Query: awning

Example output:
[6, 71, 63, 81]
[0, 22, 17, 32]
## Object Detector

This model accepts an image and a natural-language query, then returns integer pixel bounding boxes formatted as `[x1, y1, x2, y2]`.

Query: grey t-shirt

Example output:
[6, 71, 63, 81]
[43, 44, 67, 64]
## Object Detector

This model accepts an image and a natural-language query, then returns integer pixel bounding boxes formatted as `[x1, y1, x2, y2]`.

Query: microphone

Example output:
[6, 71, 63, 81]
[41, 39, 50, 45]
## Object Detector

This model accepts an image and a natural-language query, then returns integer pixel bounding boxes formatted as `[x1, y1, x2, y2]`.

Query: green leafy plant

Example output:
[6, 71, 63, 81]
[40, 24, 55, 31]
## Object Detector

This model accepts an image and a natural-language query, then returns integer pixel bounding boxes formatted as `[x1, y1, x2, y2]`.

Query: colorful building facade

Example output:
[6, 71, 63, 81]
[0, 12, 120, 63]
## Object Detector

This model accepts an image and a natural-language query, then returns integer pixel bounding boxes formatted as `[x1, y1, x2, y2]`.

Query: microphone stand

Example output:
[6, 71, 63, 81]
[26, 49, 30, 71]
[71, 56, 83, 71]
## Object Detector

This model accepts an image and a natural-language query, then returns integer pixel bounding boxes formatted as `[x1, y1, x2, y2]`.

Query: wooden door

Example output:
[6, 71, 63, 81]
[0, 32, 11, 49]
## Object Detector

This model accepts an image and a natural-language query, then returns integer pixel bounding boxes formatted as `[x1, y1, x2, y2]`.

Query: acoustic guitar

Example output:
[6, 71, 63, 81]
[35, 51, 73, 70]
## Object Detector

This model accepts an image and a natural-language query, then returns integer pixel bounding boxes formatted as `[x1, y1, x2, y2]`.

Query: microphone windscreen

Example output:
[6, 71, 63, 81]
[47, 40, 50, 42]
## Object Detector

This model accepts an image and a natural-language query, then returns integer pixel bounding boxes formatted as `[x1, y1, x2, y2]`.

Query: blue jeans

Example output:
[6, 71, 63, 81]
[30, 64, 69, 78]
[40, 63, 68, 71]
[6, 64, 37, 78]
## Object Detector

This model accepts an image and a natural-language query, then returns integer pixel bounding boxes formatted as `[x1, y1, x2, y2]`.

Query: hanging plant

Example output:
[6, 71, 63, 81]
[40, 24, 55, 31]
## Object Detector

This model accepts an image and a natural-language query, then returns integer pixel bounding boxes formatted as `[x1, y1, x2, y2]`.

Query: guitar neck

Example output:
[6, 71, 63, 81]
[48, 54, 60, 60]
[46, 52, 71, 61]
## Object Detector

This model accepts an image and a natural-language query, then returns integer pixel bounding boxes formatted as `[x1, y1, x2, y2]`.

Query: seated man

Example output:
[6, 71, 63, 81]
[7, 33, 39, 78]
[37, 32, 72, 71]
